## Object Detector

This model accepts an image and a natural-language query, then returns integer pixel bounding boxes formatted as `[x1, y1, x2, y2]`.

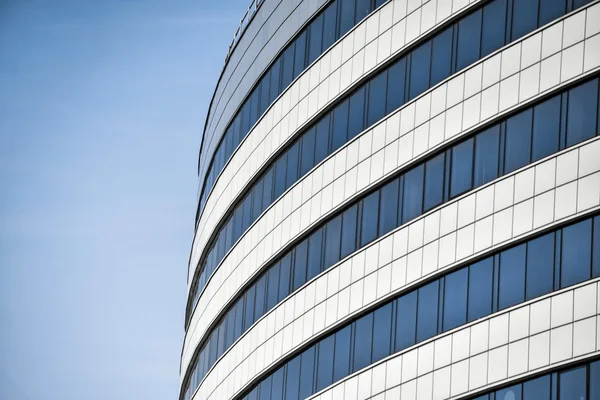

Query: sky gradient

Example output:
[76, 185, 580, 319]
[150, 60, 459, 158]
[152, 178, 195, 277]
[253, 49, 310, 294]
[0, 1, 247, 398]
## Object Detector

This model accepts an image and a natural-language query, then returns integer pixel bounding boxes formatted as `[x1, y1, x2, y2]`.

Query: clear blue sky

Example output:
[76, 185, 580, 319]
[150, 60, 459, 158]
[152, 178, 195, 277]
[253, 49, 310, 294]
[0, 1, 247, 398]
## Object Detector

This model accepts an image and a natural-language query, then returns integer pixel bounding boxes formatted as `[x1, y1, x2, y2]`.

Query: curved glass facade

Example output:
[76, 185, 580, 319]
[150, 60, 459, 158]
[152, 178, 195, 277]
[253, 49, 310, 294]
[182, 0, 600, 399]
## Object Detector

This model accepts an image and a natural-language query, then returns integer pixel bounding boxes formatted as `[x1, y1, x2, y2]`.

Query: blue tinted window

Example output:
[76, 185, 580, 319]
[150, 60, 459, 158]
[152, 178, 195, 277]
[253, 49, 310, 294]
[523, 375, 550, 400]
[267, 265, 280, 310]
[361, 190, 380, 247]
[279, 254, 292, 301]
[299, 346, 315, 399]
[333, 325, 352, 381]
[259, 73, 270, 115]
[254, 275, 266, 321]
[367, 70, 387, 126]
[293, 240, 308, 291]
[443, 268, 468, 331]
[409, 41, 431, 100]
[251, 180, 263, 220]
[566, 79, 598, 147]
[468, 258, 493, 322]
[247, 387, 258, 400]
[497, 384, 522, 400]
[294, 31, 307, 77]
[417, 281, 439, 342]
[402, 165, 424, 223]
[322, 1, 337, 50]
[271, 367, 285, 399]
[301, 128, 316, 176]
[308, 15, 323, 65]
[259, 375, 271, 400]
[526, 233, 555, 300]
[424, 153, 445, 211]
[270, 59, 281, 103]
[379, 179, 400, 236]
[315, 115, 331, 164]
[244, 286, 256, 329]
[353, 313, 373, 371]
[512, 0, 539, 41]
[316, 336, 334, 391]
[348, 87, 366, 140]
[594, 217, 600, 278]
[539, 0, 566, 26]
[325, 216, 342, 267]
[233, 299, 243, 338]
[504, 109, 532, 174]
[482, 0, 507, 57]
[355, 0, 370, 23]
[341, 205, 358, 258]
[499, 244, 526, 309]
[286, 142, 299, 187]
[561, 219, 592, 287]
[285, 356, 301, 400]
[474, 125, 500, 186]
[451, 139, 474, 197]
[332, 100, 349, 152]
[274, 155, 287, 199]
[338, 0, 355, 37]
[263, 169, 274, 209]
[281, 44, 295, 91]
[307, 229, 323, 280]
[431, 27, 453, 87]
[372, 303, 393, 362]
[591, 360, 600, 400]
[559, 366, 587, 400]
[387, 58, 406, 113]
[456, 10, 482, 71]
[532, 95, 561, 161]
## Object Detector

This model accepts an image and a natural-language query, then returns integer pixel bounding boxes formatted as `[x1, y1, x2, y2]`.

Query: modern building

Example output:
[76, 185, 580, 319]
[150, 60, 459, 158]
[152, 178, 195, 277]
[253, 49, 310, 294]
[180, 0, 600, 399]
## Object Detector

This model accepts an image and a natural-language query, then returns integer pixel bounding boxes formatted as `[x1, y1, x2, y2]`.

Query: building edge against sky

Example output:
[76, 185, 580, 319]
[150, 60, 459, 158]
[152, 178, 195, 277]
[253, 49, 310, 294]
[182, 0, 600, 399]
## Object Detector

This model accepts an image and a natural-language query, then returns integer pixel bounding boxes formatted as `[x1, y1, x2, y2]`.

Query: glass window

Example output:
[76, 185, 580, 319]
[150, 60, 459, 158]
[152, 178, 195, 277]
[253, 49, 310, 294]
[271, 367, 285, 399]
[286, 142, 299, 188]
[566, 79, 598, 147]
[307, 15, 323, 65]
[372, 303, 393, 362]
[451, 139, 474, 197]
[367, 70, 387, 126]
[348, 87, 366, 140]
[315, 114, 331, 164]
[281, 44, 295, 91]
[322, 1, 337, 51]
[523, 375, 550, 400]
[481, 0, 507, 57]
[293, 240, 308, 291]
[355, 0, 370, 23]
[561, 219, 592, 288]
[424, 153, 445, 211]
[594, 217, 600, 278]
[417, 281, 439, 342]
[532, 95, 561, 161]
[511, 0, 539, 41]
[360, 190, 380, 247]
[301, 128, 316, 176]
[259, 72, 271, 116]
[379, 178, 400, 236]
[443, 268, 468, 331]
[496, 384, 522, 400]
[270, 58, 281, 103]
[294, 31, 307, 77]
[266, 264, 280, 310]
[244, 285, 256, 330]
[316, 336, 335, 391]
[387, 58, 406, 113]
[559, 366, 587, 400]
[247, 387, 258, 400]
[278, 254, 292, 301]
[254, 275, 266, 321]
[402, 164, 424, 223]
[504, 109, 533, 174]
[332, 100, 349, 152]
[338, 0, 356, 37]
[429, 28, 453, 88]
[341, 205, 358, 258]
[251, 180, 263, 221]
[526, 232, 555, 300]
[307, 229, 323, 281]
[499, 244, 526, 310]
[333, 325, 352, 381]
[325, 216, 342, 267]
[591, 360, 600, 400]
[409, 41, 431, 100]
[274, 154, 287, 200]
[299, 346, 315, 399]
[233, 299, 244, 338]
[468, 257, 493, 322]
[262, 168, 274, 210]
[539, 0, 566, 26]
[456, 10, 482, 72]
[474, 125, 500, 186]
[285, 356, 301, 400]
[353, 313, 373, 371]
[259, 375, 272, 400]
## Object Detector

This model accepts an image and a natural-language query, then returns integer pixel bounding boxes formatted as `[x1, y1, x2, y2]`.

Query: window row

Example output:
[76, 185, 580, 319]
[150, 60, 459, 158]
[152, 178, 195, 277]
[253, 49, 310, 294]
[472, 359, 600, 400]
[236, 214, 600, 400]
[198, 0, 388, 223]
[181, 74, 600, 400]
[186, 0, 597, 327]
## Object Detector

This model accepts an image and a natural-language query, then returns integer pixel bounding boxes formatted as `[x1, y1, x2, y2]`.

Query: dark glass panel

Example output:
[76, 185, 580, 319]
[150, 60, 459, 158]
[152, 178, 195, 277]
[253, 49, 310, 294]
[247, 387, 258, 400]
[353, 313, 373, 371]
[259, 72, 271, 116]
[402, 164, 424, 223]
[456, 10, 482, 72]
[532, 95, 561, 161]
[539, 0, 566, 26]
[523, 375, 550, 400]
[285, 356, 301, 400]
[254, 275, 266, 322]
[333, 325, 352, 381]
[594, 217, 600, 278]
[316, 336, 335, 391]
[233, 298, 244, 339]
[451, 138, 474, 198]
[271, 366, 285, 399]
[252, 179, 264, 221]
[443, 268, 468, 331]
[259, 375, 272, 400]
[468, 257, 494, 322]
[367, 70, 388, 126]
[361, 190, 380, 247]
[332, 100, 349, 152]
[274, 154, 287, 200]
[424, 152, 446, 211]
[294, 31, 307, 77]
[566, 79, 598, 147]
[315, 114, 331, 164]
[325, 216, 342, 267]
[431, 27, 453, 87]
[308, 15, 324, 65]
[591, 360, 600, 400]
[499, 244, 526, 310]
[526, 232, 555, 300]
[505, 109, 533, 174]
[348, 87, 366, 140]
[299, 346, 316, 399]
[270, 58, 281, 103]
[262, 168, 274, 210]
[496, 384, 522, 400]
[266, 264, 280, 310]
[341, 205, 358, 258]
[409, 41, 432, 100]
[481, 0, 507, 57]
[379, 178, 400, 236]
[338, 0, 356, 37]
[293, 240, 309, 291]
[301, 127, 316, 176]
[417, 281, 439, 341]
[286, 142, 300, 188]
[386, 58, 406, 113]
[281, 44, 295, 91]
[372, 302, 393, 362]
[511, 0, 539, 41]
[474, 125, 500, 186]
[559, 366, 587, 400]
[307, 229, 323, 281]
[561, 219, 592, 288]
[244, 285, 256, 329]
[322, 1, 337, 51]
[279, 254, 292, 301]
[355, 0, 370, 23]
